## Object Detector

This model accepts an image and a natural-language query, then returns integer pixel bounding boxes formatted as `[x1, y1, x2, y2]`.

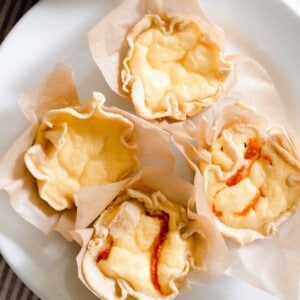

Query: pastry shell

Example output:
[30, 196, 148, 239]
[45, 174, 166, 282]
[173, 102, 300, 245]
[24, 93, 139, 211]
[88, 0, 231, 121]
[73, 168, 230, 300]
[121, 14, 230, 120]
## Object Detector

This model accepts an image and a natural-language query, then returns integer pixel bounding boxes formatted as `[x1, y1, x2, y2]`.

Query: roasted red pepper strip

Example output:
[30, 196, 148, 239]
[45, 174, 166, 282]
[226, 166, 248, 187]
[244, 139, 262, 160]
[212, 204, 223, 217]
[263, 155, 273, 165]
[235, 192, 261, 217]
[226, 139, 262, 187]
[146, 211, 169, 295]
[96, 241, 113, 263]
[218, 140, 264, 218]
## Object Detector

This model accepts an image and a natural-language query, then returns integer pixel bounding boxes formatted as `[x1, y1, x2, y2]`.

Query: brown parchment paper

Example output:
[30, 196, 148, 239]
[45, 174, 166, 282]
[72, 167, 230, 299]
[172, 101, 300, 299]
[0, 64, 175, 241]
[0, 64, 79, 236]
[88, 0, 231, 120]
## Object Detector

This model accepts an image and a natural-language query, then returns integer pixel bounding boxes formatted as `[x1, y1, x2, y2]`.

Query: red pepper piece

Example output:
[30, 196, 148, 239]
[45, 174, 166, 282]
[226, 166, 248, 187]
[212, 204, 223, 217]
[235, 192, 260, 217]
[244, 139, 262, 160]
[96, 241, 113, 263]
[263, 155, 273, 166]
[146, 211, 169, 295]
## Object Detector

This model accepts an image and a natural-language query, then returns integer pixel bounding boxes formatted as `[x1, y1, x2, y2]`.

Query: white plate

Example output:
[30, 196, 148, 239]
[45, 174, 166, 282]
[0, 0, 299, 299]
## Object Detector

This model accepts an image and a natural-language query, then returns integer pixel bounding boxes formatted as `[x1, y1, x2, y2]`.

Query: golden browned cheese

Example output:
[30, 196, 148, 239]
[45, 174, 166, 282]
[204, 124, 300, 233]
[24, 95, 138, 211]
[86, 189, 204, 298]
[122, 15, 230, 120]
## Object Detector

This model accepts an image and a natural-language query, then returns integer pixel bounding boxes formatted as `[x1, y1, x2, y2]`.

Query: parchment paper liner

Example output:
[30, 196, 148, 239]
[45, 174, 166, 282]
[171, 102, 300, 298]
[0, 64, 174, 240]
[88, 0, 231, 121]
[72, 167, 230, 299]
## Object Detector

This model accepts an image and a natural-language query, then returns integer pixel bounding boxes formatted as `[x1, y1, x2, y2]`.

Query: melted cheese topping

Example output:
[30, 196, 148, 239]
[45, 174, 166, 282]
[25, 98, 138, 210]
[205, 124, 300, 232]
[124, 17, 229, 119]
[92, 196, 195, 297]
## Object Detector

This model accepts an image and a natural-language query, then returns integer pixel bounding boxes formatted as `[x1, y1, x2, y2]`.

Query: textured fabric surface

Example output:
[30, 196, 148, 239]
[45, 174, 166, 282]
[0, 2, 41, 300]
[0, 255, 40, 300]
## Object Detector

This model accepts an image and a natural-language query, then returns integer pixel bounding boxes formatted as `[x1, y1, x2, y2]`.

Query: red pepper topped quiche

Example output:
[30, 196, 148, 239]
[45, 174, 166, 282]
[204, 123, 300, 237]
[81, 188, 208, 299]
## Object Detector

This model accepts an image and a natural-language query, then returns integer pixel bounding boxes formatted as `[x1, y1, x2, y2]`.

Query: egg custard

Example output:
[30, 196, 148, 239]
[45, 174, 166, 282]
[122, 15, 230, 120]
[24, 93, 138, 211]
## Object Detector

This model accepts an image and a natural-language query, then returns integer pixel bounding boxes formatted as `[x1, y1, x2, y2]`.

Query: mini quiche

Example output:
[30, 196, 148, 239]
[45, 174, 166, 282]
[24, 93, 138, 211]
[121, 15, 231, 120]
[81, 188, 207, 299]
[202, 123, 300, 242]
